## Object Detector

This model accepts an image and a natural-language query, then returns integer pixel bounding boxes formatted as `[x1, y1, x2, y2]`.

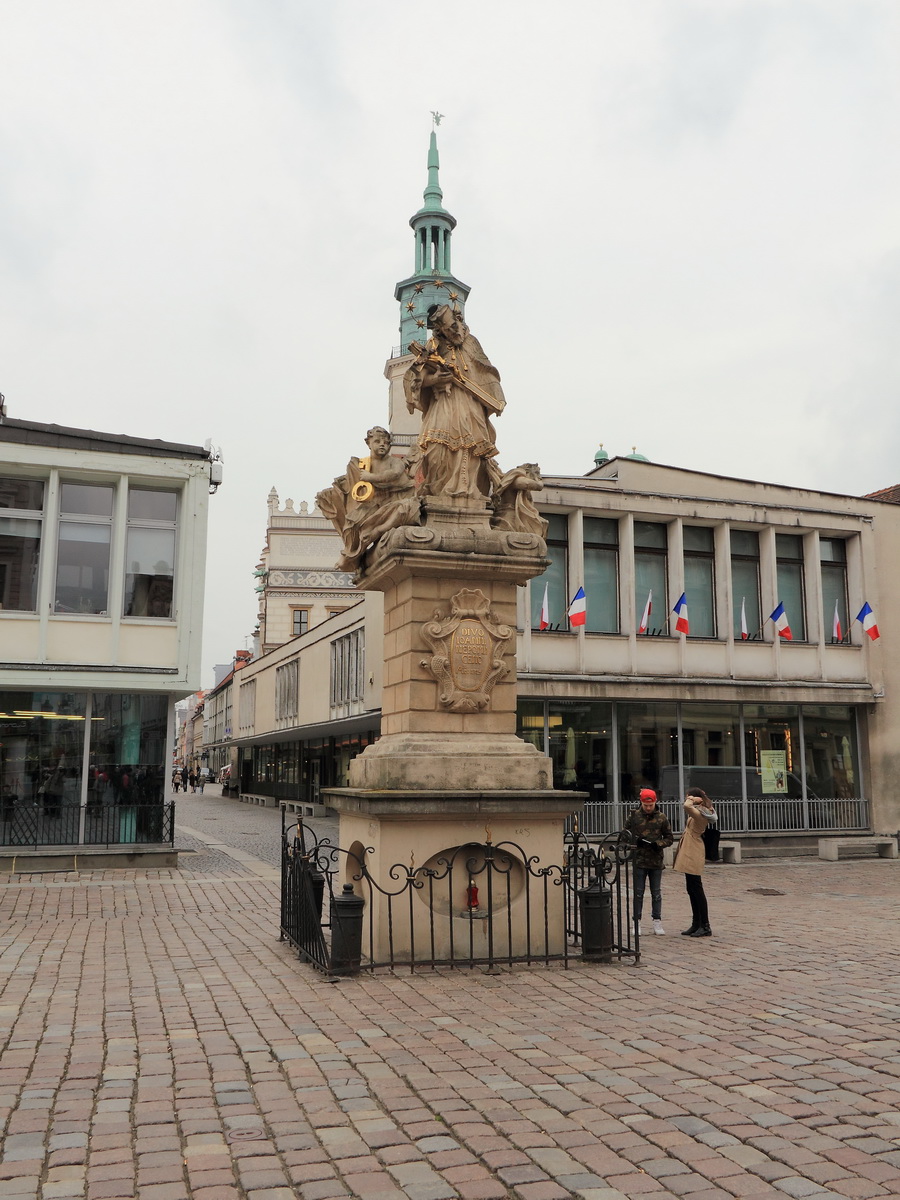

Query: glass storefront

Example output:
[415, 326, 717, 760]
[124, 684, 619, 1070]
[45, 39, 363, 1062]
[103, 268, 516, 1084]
[241, 730, 378, 806]
[520, 698, 866, 833]
[0, 690, 171, 846]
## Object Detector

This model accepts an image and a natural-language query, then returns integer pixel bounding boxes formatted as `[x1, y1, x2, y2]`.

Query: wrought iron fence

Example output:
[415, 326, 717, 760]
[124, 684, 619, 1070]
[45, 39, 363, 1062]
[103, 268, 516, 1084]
[572, 796, 870, 838]
[280, 816, 640, 976]
[0, 801, 175, 848]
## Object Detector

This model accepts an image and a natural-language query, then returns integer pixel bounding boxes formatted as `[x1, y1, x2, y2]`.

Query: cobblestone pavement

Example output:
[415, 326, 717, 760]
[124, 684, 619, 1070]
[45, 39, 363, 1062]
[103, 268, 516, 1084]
[1, 797, 899, 1200]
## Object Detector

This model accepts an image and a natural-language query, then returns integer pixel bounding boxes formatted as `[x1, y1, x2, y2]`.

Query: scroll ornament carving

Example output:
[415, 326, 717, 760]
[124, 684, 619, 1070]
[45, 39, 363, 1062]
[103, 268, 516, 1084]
[420, 589, 512, 712]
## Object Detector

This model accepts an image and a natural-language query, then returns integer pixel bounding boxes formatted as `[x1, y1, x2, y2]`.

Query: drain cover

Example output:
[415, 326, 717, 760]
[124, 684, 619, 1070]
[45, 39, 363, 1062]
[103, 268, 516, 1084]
[747, 887, 785, 896]
[226, 1127, 265, 1142]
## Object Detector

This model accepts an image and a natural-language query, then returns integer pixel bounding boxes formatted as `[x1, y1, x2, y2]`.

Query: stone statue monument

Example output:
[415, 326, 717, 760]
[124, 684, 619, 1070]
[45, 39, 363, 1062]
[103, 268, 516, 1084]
[404, 303, 505, 501]
[316, 426, 419, 572]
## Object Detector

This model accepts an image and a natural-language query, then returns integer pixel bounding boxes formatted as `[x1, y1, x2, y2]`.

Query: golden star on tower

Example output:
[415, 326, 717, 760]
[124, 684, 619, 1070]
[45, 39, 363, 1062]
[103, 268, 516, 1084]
[405, 301, 415, 313]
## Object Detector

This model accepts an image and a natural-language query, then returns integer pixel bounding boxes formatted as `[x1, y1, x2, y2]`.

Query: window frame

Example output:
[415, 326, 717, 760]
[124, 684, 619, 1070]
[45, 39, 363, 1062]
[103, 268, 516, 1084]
[582, 516, 619, 634]
[0, 476, 45, 613]
[682, 525, 716, 638]
[775, 533, 807, 642]
[54, 481, 115, 617]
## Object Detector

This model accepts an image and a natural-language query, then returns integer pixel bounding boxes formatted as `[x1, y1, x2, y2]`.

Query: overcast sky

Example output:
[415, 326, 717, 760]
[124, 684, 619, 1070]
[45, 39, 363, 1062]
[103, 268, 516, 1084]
[2, 1, 898, 681]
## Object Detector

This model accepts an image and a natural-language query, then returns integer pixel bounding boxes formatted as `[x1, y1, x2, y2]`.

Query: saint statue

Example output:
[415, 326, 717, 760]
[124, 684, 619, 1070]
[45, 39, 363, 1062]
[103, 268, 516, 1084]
[317, 427, 420, 572]
[404, 304, 506, 501]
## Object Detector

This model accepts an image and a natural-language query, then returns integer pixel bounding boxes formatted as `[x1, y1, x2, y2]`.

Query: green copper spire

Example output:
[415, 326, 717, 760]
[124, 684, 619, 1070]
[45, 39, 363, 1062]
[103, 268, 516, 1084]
[421, 131, 447, 213]
[393, 127, 470, 355]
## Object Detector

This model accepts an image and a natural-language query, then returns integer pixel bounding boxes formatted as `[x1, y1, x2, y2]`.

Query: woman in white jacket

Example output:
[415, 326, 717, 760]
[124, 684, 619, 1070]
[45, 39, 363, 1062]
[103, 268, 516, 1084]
[673, 787, 717, 937]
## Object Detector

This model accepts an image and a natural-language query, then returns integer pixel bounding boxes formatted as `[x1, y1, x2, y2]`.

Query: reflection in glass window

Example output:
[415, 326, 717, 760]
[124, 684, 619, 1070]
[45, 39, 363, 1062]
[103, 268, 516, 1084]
[583, 518, 618, 633]
[124, 488, 177, 618]
[532, 515, 567, 630]
[731, 529, 761, 640]
[683, 526, 715, 637]
[680, 703, 741, 799]
[803, 705, 859, 799]
[548, 701, 613, 801]
[617, 701, 678, 804]
[776, 534, 806, 641]
[516, 699, 545, 753]
[820, 538, 849, 643]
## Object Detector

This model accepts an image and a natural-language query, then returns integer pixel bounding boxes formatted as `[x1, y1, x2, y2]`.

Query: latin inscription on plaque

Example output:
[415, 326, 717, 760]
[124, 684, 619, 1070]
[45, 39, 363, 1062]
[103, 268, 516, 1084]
[421, 589, 513, 712]
[450, 620, 491, 692]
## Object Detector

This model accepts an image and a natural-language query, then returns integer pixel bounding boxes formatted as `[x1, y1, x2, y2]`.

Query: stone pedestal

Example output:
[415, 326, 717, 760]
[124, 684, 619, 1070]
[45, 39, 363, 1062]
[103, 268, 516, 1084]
[327, 500, 580, 962]
[323, 789, 579, 964]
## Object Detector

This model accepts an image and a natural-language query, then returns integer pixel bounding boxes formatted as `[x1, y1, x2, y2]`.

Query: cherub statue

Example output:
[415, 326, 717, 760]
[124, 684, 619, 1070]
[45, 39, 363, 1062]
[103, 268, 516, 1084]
[317, 427, 420, 572]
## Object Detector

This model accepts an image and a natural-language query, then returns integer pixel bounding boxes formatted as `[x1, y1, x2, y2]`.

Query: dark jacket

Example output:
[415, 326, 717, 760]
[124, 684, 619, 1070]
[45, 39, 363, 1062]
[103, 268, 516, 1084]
[624, 804, 674, 869]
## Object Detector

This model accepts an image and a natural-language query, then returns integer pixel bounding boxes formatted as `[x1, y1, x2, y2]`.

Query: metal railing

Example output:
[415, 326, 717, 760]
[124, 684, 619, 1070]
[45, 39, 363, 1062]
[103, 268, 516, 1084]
[572, 796, 870, 838]
[280, 817, 640, 975]
[0, 801, 176, 848]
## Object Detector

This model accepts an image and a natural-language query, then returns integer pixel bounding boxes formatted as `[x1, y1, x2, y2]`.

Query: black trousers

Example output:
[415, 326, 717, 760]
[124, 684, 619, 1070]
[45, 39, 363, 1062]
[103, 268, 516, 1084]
[685, 873, 709, 926]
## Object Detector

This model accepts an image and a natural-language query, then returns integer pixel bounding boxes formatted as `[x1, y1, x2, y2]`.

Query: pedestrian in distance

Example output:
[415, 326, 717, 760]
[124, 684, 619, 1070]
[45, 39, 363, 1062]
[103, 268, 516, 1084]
[188, 769, 197, 794]
[180, 766, 188, 792]
[674, 786, 717, 937]
[172, 771, 180, 794]
[624, 787, 674, 936]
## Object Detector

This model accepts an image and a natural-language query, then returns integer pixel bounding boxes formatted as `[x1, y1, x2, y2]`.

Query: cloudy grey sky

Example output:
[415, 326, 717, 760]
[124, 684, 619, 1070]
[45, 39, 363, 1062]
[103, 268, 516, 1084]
[2, 1, 898, 680]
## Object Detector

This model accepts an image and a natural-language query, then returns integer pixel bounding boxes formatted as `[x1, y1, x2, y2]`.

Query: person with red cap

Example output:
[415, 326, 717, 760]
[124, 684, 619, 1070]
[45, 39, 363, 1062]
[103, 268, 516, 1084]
[624, 787, 674, 935]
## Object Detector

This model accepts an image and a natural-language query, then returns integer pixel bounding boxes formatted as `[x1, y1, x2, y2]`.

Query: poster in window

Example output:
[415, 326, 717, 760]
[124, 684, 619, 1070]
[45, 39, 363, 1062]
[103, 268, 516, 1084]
[760, 750, 787, 794]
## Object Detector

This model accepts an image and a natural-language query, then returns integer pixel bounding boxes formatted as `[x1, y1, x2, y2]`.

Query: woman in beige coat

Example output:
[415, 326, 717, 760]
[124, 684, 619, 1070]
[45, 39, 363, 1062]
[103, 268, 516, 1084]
[673, 787, 716, 937]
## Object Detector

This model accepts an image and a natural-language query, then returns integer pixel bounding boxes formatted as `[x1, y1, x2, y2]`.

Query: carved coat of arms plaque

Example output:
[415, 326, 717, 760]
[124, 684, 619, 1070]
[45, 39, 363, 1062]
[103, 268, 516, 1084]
[420, 589, 513, 712]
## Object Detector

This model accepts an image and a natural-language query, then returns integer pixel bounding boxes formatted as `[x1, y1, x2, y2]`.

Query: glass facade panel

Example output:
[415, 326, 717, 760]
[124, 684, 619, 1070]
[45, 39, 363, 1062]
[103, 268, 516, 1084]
[128, 489, 178, 522]
[532, 515, 567, 630]
[0, 478, 44, 614]
[548, 701, 613, 801]
[634, 553, 666, 633]
[776, 534, 806, 641]
[803, 706, 859, 799]
[583, 518, 618, 633]
[732, 559, 761, 639]
[743, 704, 802, 795]
[0, 517, 41, 611]
[60, 483, 113, 517]
[820, 539, 848, 643]
[55, 522, 111, 614]
[124, 527, 175, 617]
[0, 692, 87, 843]
[617, 702, 678, 804]
[89, 693, 168, 806]
[684, 556, 715, 637]
[679, 703, 742, 817]
[516, 700, 545, 753]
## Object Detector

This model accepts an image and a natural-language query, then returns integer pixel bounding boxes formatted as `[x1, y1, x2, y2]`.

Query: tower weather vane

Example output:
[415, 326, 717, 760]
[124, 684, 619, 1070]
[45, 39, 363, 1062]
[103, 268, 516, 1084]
[431, 111, 444, 127]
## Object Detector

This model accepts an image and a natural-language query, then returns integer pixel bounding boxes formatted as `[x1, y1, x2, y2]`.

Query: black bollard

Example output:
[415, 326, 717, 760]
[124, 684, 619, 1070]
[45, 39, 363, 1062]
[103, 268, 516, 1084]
[578, 877, 614, 963]
[329, 884, 365, 976]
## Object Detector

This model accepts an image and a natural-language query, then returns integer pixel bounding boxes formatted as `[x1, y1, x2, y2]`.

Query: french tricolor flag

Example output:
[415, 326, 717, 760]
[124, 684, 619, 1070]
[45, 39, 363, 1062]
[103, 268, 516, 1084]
[856, 601, 880, 641]
[833, 600, 842, 643]
[567, 586, 587, 627]
[740, 597, 749, 641]
[672, 593, 689, 635]
[638, 590, 652, 634]
[539, 582, 550, 631]
[770, 601, 792, 640]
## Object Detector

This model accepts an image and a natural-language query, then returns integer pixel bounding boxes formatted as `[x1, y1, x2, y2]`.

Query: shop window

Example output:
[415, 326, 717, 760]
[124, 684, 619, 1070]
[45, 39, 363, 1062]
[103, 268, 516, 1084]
[775, 534, 806, 641]
[583, 517, 618, 633]
[55, 483, 113, 615]
[0, 477, 43, 612]
[124, 488, 177, 618]
[531, 515, 568, 630]
[683, 526, 716, 637]
[633, 521, 668, 635]
[820, 538, 849, 643]
[292, 608, 310, 637]
[731, 529, 761, 640]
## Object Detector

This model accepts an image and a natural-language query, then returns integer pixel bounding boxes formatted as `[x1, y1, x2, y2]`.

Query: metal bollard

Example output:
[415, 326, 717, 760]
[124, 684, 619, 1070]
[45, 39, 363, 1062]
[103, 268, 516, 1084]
[578, 877, 614, 963]
[329, 884, 365, 976]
